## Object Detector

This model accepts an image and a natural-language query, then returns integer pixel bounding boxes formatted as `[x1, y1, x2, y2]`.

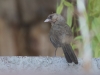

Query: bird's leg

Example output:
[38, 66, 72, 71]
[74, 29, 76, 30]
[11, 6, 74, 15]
[55, 48, 57, 56]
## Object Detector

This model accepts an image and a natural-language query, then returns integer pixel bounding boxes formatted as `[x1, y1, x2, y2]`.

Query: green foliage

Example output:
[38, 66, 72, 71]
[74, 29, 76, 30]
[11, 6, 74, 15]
[56, 0, 100, 57]
[56, 0, 73, 27]
[88, 0, 100, 57]
[56, 0, 65, 14]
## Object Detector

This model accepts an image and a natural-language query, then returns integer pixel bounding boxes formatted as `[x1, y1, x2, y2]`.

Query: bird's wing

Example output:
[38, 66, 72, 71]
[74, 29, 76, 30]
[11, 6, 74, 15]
[63, 23, 72, 36]
[50, 33, 61, 48]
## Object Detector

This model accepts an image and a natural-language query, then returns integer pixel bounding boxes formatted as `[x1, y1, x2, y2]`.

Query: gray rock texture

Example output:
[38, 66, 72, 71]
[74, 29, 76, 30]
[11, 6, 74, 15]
[0, 57, 99, 75]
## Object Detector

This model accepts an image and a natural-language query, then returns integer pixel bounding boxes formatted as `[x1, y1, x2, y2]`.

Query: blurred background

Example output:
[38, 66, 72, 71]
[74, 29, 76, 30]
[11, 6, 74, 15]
[0, 0, 99, 57]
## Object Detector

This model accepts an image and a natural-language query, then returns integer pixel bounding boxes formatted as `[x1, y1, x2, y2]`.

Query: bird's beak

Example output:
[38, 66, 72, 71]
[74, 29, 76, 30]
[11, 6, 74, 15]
[44, 19, 51, 22]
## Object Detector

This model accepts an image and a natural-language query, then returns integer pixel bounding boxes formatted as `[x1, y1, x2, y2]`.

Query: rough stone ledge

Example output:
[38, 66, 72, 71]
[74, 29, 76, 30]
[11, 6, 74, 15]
[0, 57, 100, 75]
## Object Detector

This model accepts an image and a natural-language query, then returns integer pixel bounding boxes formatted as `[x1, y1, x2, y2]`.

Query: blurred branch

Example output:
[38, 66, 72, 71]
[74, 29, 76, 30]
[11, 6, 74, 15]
[77, 0, 92, 70]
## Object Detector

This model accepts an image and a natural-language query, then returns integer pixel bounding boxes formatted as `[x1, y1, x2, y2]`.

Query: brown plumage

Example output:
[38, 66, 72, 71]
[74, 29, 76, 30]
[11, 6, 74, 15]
[44, 13, 78, 64]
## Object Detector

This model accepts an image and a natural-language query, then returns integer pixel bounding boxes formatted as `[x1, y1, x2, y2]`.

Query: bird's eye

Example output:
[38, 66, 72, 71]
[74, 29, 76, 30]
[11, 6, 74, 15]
[49, 16, 52, 19]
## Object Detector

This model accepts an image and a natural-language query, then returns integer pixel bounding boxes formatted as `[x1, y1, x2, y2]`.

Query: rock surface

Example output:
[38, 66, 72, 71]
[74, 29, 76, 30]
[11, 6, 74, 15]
[0, 57, 100, 75]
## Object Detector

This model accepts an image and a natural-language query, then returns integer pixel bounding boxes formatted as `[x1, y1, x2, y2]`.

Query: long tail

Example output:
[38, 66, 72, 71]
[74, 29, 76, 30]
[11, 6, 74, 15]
[62, 43, 78, 64]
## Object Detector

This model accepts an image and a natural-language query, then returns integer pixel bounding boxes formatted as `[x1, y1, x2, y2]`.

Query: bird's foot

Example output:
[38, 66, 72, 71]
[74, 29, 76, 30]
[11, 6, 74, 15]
[68, 62, 75, 66]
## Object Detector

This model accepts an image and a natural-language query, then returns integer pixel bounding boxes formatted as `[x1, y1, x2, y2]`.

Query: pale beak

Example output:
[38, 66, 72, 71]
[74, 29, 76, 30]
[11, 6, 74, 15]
[44, 19, 51, 22]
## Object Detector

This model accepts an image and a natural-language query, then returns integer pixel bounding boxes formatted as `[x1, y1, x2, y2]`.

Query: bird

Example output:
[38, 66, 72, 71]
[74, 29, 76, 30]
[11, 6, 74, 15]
[44, 13, 78, 64]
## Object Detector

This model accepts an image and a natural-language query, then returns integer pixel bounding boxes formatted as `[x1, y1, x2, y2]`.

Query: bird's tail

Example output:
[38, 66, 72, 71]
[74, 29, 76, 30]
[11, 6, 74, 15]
[62, 43, 78, 64]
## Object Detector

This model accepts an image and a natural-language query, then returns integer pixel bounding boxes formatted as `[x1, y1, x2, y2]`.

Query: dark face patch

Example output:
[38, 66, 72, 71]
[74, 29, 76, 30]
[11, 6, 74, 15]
[47, 15, 53, 19]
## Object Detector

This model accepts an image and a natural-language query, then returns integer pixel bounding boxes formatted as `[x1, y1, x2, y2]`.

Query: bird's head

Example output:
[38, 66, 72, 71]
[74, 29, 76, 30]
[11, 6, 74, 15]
[44, 13, 65, 24]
